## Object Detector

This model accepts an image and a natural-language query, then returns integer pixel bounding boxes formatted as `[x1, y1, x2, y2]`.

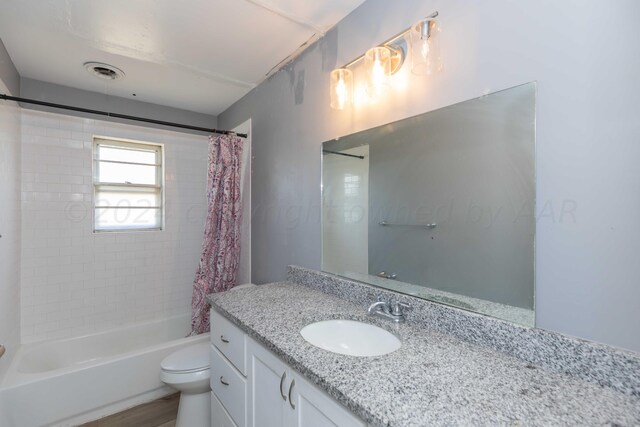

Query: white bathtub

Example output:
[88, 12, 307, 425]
[0, 314, 209, 427]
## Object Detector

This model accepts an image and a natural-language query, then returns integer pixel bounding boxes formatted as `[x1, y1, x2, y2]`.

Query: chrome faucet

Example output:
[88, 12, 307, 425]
[367, 298, 411, 323]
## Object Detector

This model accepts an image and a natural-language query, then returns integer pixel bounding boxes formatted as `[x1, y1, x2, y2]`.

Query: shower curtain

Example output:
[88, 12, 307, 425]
[190, 134, 244, 335]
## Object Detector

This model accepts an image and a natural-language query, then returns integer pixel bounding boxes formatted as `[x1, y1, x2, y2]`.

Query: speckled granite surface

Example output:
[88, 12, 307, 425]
[208, 273, 640, 426]
[289, 266, 640, 398]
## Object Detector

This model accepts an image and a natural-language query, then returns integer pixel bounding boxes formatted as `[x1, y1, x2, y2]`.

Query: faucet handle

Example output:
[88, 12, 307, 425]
[378, 295, 392, 308]
[368, 299, 390, 315]
[391, 301, 411, 316]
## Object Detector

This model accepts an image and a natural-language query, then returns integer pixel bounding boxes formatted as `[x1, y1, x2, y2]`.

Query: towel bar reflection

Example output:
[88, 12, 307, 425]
[378, 220, 436, 229]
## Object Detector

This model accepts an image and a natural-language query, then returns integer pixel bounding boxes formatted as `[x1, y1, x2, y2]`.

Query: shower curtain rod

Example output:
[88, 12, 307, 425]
[322, 149, 365, 159]
[0, 94, 248, 138]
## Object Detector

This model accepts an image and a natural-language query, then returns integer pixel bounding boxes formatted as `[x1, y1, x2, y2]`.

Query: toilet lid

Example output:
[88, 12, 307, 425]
[161, 343, 210, 373]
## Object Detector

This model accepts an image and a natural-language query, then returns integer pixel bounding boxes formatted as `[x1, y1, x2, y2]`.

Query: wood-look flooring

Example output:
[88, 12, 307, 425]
[79, 393, 179, 427]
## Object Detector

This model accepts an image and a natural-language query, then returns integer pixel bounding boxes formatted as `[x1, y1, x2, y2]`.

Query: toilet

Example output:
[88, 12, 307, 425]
[160, 343, 211, 427]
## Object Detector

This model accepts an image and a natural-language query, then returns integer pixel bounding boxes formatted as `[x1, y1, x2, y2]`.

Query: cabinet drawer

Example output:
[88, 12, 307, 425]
[211, 391, 238, 427]
[211, 345, 247, 427]
[211, 308, 247, 375]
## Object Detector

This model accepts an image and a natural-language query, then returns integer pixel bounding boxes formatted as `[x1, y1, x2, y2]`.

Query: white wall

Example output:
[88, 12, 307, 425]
[20, 109, 208, 342]
[219, 0, 640, 352]
[0, 81, 21, 381]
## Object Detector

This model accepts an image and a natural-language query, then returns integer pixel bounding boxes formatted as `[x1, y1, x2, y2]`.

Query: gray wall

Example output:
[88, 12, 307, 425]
[367, 84, 535, 309]
[20, 78, 217, 135]
[222, 0, 640, 352]
[0, 38, 19, 96]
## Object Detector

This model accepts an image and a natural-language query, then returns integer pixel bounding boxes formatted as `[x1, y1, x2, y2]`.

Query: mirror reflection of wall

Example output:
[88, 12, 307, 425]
[321, 83, 536, 326]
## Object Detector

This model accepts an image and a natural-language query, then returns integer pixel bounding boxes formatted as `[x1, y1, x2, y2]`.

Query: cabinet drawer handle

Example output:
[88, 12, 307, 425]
[288, 379, 296, 410]
[279, 372, 287, 401]
[220, 376, 229, 386]
[220, 335, 230, 343]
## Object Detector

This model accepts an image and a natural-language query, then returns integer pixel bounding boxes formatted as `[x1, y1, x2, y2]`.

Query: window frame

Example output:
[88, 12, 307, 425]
[92, 136, 165, 233]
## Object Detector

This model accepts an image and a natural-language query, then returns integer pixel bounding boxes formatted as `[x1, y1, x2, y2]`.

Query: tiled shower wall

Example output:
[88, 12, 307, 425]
[21, 110, 208, 342]
[0, 93, 21, 381]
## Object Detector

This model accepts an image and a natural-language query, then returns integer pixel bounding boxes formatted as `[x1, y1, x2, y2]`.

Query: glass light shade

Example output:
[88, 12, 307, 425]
[410, 19, 443, 75]
[330, 68, 353, 110]
[365, 46, 391, 97]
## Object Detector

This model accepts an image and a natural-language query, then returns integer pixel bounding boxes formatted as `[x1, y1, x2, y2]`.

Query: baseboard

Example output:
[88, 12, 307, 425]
[51, 386, 175, 427]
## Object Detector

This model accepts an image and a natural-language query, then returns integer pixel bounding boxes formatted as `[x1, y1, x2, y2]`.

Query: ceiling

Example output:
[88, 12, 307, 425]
[0, 0, 365, 115]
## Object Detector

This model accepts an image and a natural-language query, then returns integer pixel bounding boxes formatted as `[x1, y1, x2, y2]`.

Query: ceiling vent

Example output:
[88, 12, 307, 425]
[83, 62, 125, 80]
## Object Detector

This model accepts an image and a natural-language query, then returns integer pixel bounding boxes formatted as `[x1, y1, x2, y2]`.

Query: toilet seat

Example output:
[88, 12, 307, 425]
[160, 367, 210, 386]
[160, 343, 211, 389]
[161, 343, 209, 374]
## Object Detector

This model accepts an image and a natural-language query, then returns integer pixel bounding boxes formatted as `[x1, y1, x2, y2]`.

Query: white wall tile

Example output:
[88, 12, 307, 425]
[0, 95, 21, 382]
[21, 109, 208, 343]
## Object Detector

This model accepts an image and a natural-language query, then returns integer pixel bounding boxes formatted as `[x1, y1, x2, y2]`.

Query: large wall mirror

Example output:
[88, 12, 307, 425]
[321, 83, 536, 326]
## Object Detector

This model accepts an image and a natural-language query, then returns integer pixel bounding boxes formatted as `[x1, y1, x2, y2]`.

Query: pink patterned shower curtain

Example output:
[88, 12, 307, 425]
[190, 134, 244, 335]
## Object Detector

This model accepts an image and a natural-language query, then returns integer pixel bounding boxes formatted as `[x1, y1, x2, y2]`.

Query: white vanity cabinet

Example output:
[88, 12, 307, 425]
[210, 308, 365, 427]
[246, 335, 365, 427]
[246, 337, 290, 426]
[210, 309, 248, 427]
[287, 370, 365, 427]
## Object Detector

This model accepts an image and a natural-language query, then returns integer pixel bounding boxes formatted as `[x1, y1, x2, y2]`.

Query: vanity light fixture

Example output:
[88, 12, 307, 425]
[329, 11, 439, 110]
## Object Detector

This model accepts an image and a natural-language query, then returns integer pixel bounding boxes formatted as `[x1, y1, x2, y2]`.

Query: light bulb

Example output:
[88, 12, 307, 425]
[411, 19, 443, 75]
[420, 38, 430, 62]
[372, 59, 386, 88]
[336, 79, 346, 107]
[365, 47, 391, 97]
[330, 68, 353, 110]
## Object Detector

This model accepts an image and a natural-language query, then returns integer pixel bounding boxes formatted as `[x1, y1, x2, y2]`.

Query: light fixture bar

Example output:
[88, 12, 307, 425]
[339, 11, 439, 70]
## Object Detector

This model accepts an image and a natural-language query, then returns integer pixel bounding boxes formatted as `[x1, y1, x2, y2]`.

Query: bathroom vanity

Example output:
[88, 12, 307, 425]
[208, 305, 364, 427]
[208, 266, 640, 427]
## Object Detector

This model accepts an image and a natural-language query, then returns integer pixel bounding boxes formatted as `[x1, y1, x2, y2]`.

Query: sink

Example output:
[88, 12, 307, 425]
[300, 319, 401, 357]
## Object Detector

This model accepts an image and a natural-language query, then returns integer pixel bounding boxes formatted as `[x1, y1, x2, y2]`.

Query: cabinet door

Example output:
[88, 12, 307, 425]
[211, 392, 238, 427]
[247, 338, 289, 427]
[288, 372, 365, 427]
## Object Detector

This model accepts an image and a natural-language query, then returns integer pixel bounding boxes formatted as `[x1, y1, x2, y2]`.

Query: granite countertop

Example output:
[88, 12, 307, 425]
[208, 282, 640, 427]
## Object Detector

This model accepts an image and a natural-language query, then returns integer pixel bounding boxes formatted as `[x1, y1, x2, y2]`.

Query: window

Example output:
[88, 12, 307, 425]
[343, 173, 363, 224]
[93, 137, 164, 232]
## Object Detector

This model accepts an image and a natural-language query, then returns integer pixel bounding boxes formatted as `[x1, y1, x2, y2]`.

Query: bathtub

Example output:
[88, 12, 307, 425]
[0, 314, 209, 427]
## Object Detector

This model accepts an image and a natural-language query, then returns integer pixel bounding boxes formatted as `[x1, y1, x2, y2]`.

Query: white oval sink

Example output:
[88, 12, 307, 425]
[300, 319, 401, 357]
